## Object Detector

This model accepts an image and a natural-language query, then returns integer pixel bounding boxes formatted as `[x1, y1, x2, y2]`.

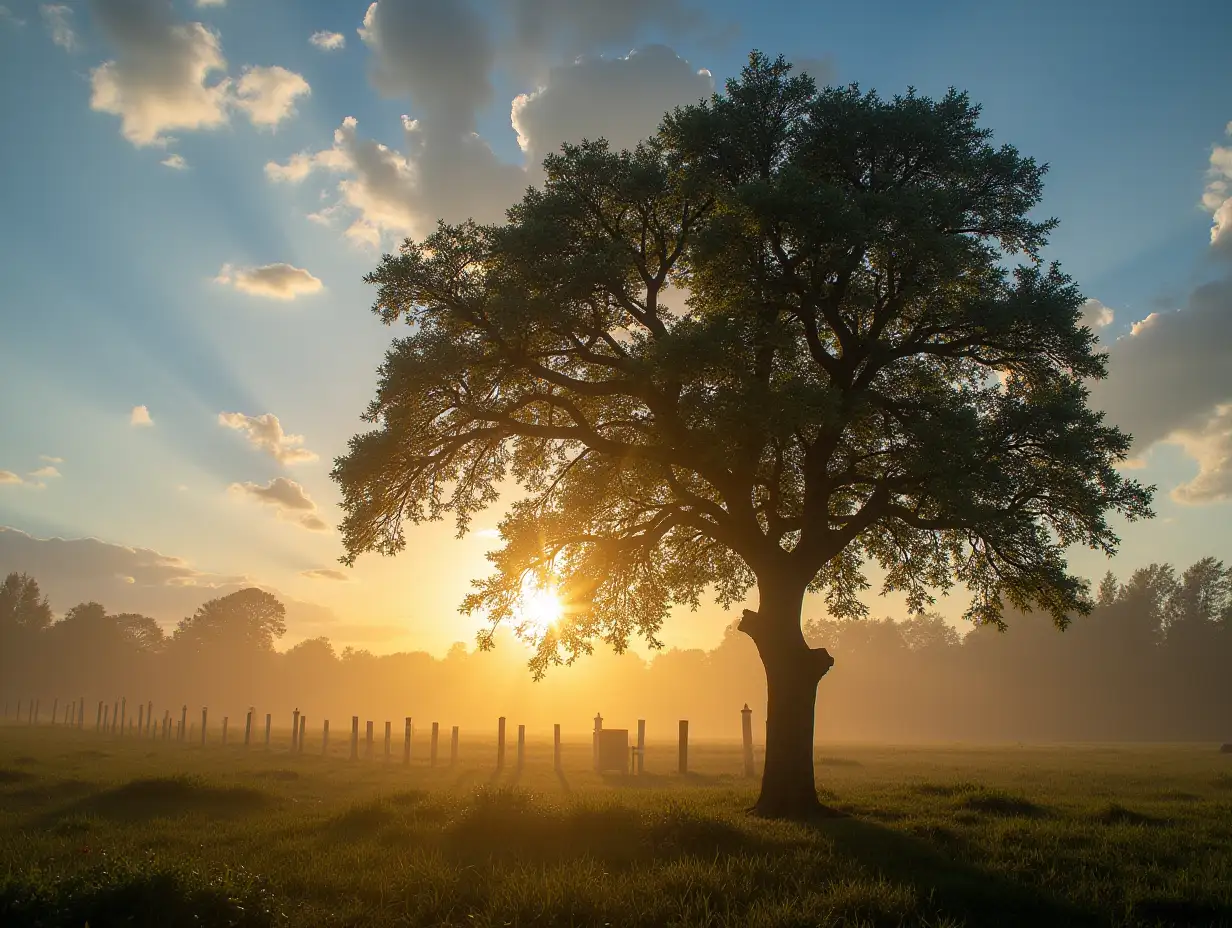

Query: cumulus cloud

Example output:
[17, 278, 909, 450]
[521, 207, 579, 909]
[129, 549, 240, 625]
[214, 262, 323, 300]
[310, 30, 345, 51]
[0, 471, 23, 485]
[218, 412, 319, 465]
[1090, 277, 1232, 503]
[1080, 298, 1114, 333]
[195, 0, 226, 6]
[268, 45, 712, 246]
[229, 477, 330, 531]
[40, 455, 63, 463]
[28, 466, 61, 479]
[232, 65, 311, 127]
[1171, 404, 1232, 504]
[161, 153, 187, 169]
[1204, 122, 1232, 254]
[88, 0, 309, 146]
[40, 4, 76, 50]
[301, 568, 351, 581]
[89, 0, 232, 146]
[130, 404, 153, 426]
[511, 45, 713, 162]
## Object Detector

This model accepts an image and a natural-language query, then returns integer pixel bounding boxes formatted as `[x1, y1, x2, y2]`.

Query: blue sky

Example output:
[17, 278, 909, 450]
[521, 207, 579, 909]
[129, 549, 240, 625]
[0, 0, 1230, 655]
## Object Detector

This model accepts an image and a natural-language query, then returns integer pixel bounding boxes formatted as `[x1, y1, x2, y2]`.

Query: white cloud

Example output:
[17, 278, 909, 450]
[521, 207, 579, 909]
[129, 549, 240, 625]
[40, 4, 76, 51]
[214, 262, 323, 300]
[88, 0, 310, 147]
[0, 471, 23, 485]
[310, 30, 345, 51]
[0, 7, 26, 27]
[89, 0, 232, 147]
[1171, 404, 1232, 504]
[28, 466, 61, 479]
[218, 412, 319, 465]
[161, 153, 188, 169]
[233, 65, 311, 128]
[267, 45, 711, 247]
[302, 568, 351, 581]
[130, 404, 154, 426]
[511, 45, 714, 162]
[229, 477, 330, 531]
[40, 455, 63, 464]
[1204, 122, 1232, 253]
[195, 0, 226, 6]
[1080, 298, 1114, 332]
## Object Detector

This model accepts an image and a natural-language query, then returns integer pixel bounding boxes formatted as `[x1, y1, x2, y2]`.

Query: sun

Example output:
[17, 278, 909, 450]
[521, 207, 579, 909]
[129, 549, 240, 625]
[514, 581, 562, 641]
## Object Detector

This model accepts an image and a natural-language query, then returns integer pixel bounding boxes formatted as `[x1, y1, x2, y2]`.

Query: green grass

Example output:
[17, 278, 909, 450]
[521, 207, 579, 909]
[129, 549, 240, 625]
[1, 727, 1230, 926]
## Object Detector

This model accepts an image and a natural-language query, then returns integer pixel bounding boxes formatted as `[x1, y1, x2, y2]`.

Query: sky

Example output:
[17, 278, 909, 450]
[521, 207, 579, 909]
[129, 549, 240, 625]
[1, 0, 1230, 657]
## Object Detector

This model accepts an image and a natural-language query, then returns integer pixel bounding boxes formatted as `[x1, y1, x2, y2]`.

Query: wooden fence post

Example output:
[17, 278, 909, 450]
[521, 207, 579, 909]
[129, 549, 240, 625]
[292, 709, 300, 751]
[120, 698, 126, 737]
[322, 719, 330, 756]
[96, 700, 102, 732]
[403, 717, 412, 765]
[299, 716, 306, 753]
[553, 723, 561, 772]
[264, 713, 272, 748]
[222, 716, 229, 745]
[741, 704, 755, 777]
[350, 716, 359, 761]
[51, 697, 58, 726]
[365, 721, 374, 759]
[146, 701, 153, 735]
[678, 720, 688, 775]
[450, 726, 459, 766]
[517, 724, 525, 770]
[384, 721, 391, 761]
[497, 717, 506, 769]
[430, 722, 439, 767]
[637, 719, 646, 775]
[137, 704, 144, 738]
[593, 713, 603, 772]
[180, 705, 187, 742]
[102, 704, 109, 732]
[201, 707, 208, 745]
[244, 709, 253, 747]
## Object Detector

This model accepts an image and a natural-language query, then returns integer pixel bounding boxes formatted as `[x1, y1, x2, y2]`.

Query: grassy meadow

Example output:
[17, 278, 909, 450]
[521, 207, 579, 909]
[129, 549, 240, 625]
[1, 723, 1230, 927]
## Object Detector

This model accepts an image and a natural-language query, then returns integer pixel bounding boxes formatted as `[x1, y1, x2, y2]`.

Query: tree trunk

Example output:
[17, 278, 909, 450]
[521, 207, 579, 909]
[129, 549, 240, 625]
[739, 578, 835, 819]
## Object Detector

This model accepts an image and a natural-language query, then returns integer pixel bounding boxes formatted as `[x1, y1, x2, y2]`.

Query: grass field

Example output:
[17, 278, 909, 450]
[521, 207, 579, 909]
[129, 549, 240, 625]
[1, 725, 1230, 927]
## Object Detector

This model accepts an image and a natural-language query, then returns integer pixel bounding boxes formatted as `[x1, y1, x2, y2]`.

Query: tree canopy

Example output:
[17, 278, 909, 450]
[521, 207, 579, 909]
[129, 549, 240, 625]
[173, 588, 287, 654]
[334, 52, 1153, 675]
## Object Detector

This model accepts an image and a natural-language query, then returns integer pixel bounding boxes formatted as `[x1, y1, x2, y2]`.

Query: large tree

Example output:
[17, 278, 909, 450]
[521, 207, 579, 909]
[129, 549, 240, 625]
[333, 53, 1152, 817]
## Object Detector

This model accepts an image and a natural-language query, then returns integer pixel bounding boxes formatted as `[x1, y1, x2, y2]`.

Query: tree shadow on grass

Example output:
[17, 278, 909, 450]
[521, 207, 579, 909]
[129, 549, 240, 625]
[52, 775, 271, 823]
[818, 816, 1100, 928]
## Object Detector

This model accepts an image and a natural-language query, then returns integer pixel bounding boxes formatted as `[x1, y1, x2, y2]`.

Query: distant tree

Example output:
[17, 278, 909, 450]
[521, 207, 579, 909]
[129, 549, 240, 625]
[112, 613, 167, 652]
[898, 612, 962, 651]
[333, 53, 1153, 816]
[1165, 557, 1231, 650]
[174, 588, 286, 654]
[0, 572, 53, 632]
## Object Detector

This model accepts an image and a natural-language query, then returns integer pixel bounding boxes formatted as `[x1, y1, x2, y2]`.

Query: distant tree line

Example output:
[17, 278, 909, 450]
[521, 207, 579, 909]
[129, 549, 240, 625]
[1, 559, 1229, 742]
